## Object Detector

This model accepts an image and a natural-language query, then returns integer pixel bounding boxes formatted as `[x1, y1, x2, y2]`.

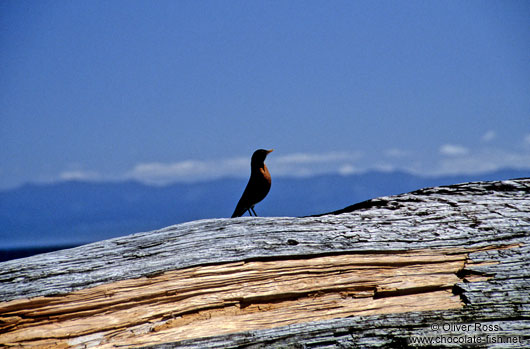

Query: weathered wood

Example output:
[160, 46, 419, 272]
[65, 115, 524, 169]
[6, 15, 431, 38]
[0, 178, 529, 348]
[0, 248, 489, 347]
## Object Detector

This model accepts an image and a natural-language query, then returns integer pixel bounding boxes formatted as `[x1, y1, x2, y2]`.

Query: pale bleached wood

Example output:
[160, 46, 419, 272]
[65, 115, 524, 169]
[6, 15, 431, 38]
[0, 178, 529, 348]
[0, 180, 528, 303]
[0, 249, 475, 347]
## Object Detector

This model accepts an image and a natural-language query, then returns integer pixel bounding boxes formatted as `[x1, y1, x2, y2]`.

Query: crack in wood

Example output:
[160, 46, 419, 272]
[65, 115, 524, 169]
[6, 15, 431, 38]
[1, 178, 527, 347]
[0, 244, 520, 348]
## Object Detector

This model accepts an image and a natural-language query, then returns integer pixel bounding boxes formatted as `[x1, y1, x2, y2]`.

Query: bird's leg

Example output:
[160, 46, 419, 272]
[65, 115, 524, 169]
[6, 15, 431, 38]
[251, 207, 258, 216]
[247, 209, 254, 216]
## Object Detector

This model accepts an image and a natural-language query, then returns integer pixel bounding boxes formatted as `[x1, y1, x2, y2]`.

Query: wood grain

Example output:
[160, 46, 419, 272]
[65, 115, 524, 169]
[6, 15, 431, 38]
[0, 178, 528, 348]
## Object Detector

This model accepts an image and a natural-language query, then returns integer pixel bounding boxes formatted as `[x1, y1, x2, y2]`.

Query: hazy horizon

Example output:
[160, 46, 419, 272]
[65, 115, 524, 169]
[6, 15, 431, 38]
[2, 163, 529, 192]
[1, 167, 527, 251]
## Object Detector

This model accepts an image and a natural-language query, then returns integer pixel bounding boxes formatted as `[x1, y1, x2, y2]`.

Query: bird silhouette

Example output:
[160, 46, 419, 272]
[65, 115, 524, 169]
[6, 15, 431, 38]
[231, 149, 273, 218]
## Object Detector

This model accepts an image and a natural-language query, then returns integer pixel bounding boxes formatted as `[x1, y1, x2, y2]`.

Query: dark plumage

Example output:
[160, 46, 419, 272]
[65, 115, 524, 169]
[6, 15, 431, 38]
[231, 149, 273, 218]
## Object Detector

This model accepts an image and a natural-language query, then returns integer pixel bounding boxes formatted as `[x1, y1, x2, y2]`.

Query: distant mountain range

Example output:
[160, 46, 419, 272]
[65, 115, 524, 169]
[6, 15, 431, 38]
[1, 169, 528, 252]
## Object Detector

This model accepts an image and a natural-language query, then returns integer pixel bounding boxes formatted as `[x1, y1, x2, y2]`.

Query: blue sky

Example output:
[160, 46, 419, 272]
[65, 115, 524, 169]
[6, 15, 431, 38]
[1, 0, 529, 189]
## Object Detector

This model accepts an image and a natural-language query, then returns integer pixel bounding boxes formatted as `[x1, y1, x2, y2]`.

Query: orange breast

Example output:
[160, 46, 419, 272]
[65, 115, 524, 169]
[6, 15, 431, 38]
[260, 165, 271, 184]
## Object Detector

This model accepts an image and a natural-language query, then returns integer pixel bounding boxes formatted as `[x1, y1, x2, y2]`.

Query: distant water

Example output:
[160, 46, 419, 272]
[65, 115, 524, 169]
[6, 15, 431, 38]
[1, 169, 527, 257]
[0, 245, 80, 263]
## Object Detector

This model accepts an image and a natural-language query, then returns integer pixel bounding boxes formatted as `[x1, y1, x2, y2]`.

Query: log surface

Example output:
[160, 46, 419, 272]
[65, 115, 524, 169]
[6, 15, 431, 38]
[0, 178, 529, 348]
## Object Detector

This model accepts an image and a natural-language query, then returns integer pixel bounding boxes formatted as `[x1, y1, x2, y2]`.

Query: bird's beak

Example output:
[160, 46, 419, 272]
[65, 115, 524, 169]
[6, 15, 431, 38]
[267, 149, 274, 154]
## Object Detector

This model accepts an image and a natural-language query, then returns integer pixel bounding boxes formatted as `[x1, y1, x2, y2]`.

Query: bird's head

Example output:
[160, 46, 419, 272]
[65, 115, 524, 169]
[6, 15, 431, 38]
[251, 149, 273, 166]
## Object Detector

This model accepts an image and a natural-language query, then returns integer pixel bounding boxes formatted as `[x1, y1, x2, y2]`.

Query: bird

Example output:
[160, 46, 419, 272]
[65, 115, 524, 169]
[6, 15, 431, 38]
[231, 149, 273, 218]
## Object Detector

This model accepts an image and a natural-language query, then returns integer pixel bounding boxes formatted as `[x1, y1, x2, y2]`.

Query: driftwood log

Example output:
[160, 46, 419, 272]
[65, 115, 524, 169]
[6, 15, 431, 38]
[0, 178, 529, 348]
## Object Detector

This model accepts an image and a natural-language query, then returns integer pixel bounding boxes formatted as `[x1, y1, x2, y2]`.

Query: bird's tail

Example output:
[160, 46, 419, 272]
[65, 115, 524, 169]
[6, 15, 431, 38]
[231, 201, 248, 218]
[231, 207, 245, 218]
